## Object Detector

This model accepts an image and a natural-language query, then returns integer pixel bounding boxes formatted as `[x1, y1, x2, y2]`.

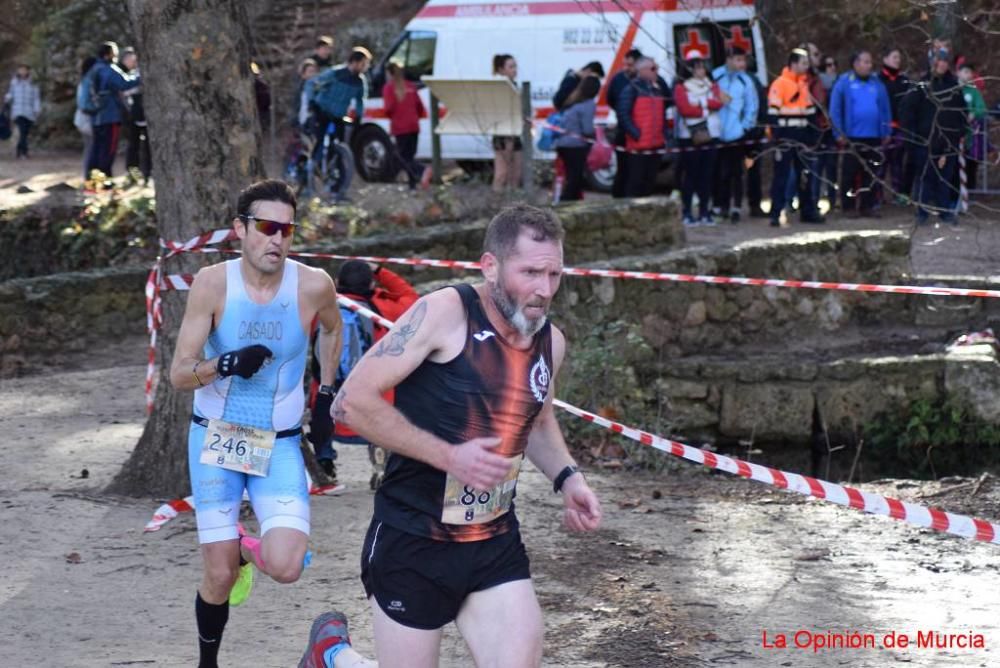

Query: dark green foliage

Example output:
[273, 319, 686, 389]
[0, 186, 158, 280]
[864, 398, 1000, 479]
[558, 319, 678, 471]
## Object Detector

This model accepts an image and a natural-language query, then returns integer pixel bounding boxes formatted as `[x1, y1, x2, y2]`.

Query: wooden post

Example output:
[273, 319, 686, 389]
[430, 93, 443, 184]
[520, 81, 534, 192]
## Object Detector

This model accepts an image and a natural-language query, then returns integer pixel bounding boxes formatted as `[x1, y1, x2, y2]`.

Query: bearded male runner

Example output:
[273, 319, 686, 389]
[303, 203, 602, 668]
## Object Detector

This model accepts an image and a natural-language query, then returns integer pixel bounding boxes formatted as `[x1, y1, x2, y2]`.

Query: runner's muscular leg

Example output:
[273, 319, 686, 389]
[370, 596, 443, 668]
[455, 579, 543, 668]
[245, 435, 311, 583]
[199, 539, 241, 604]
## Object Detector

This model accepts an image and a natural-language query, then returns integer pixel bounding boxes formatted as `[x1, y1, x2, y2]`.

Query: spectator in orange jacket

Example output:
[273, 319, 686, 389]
[768, 48, 825, 226]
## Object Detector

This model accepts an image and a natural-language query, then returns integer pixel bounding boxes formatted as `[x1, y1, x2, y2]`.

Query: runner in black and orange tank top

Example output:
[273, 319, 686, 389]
[330, 204, 603, 667]
[376, 282, 553, 542]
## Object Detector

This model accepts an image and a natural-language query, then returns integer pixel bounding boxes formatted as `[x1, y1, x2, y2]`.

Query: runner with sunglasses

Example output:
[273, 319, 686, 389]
[168, 178, 344, 668]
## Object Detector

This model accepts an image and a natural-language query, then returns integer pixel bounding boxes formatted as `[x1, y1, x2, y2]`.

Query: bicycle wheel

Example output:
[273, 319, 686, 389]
[321, 142, 355, 201]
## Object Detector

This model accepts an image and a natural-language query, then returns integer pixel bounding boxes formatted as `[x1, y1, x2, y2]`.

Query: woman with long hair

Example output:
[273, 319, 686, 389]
[492, 53, 522, 192]
[383, 62, 431, 189]
[553, 75, 600, 201]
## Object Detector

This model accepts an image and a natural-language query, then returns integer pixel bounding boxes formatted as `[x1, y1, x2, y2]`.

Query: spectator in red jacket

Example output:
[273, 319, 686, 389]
[616, 56, 672, 197]
[308, 261, 419, 486]
[382, 62, 432, 189]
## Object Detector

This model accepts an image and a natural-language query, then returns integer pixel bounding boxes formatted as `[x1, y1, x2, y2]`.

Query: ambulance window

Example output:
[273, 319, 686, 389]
[405, 31, 436, 79]
[387, 31, 436, 82]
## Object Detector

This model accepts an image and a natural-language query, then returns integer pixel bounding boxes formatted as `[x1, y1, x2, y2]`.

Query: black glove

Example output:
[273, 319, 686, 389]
[309, 390, 334, 447]
[216, 344, 273, 379]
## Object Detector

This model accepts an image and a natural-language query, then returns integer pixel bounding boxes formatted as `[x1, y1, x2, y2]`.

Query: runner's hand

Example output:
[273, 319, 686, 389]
[561, 474, 602, 532]
[445, 437, 509, 490]
[216, 344, 273, 379]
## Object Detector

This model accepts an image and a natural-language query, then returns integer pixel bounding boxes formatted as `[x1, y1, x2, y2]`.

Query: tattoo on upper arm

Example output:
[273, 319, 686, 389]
[332, 390, 347, 423]
[373, 301, 427, 357]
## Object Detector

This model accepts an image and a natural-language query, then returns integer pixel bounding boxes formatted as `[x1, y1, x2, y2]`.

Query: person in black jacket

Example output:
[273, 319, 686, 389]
[553, 61, 604, 111]
[744, 59, 769, 217]
[878, 47, 911, 202]
[608, 49, 643, 198]
[900, 45, 968, 225]
[120, 47, 151, 183]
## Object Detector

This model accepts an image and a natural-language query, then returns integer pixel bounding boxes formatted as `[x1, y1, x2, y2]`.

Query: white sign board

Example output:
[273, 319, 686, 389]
[422, 78, 523, 136]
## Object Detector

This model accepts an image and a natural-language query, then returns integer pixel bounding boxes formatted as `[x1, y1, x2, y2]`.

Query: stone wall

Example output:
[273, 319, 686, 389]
[297, 196, 684, 282]
[0, 266, 148, 374]
[651, 343, 1000, 452]
[0, 198, 682, 368]
[553, 230, 1000, 360]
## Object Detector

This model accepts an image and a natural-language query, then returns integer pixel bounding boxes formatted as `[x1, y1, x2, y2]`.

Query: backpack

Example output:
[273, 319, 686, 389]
[537, 111, 563, 151]
[336, 302, 376, 388]
[79, 66, 103, 116]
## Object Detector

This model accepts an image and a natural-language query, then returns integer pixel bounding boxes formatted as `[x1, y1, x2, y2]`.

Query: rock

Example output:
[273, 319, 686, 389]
[683, 301, 707, 327]
[641, 314, 677, 348]
[594, 278, 615, 306]
[944, 345, 1000, 422]
[719, 382, 814, 440]
[818, 292, 846, 328]
[45, 182, 77, 192]
[706, 297, 739, 322]
[15, 185, 34, 194]
[657, 379, 709, 399]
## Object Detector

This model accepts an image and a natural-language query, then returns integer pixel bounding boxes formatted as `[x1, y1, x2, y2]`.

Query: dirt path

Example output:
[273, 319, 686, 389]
[2, 350, 999, 667]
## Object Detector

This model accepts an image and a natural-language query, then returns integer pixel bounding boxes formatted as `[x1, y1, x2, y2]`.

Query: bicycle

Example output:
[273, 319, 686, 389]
[286, 115, 355, 202]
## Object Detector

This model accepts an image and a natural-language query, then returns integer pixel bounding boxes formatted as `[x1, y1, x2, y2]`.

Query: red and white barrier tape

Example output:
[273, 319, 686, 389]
[145, 228, 1000, 408]
[147, 297, 1000, 545]
[159, 252, 1000, 300]
[959, 143, 970, 214]
[144, 480, 343, 533]
[555, 399, 1000, 545]
[143, 230, 239, 412]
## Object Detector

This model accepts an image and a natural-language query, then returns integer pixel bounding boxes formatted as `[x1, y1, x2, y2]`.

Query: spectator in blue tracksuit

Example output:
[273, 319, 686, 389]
[712, 47, 758, 223]
[85, 41, 141, 179]
[829, 50, 891, 217]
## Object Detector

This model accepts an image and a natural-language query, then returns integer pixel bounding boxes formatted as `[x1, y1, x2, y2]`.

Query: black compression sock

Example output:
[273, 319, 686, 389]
[196, 591, 230, 668]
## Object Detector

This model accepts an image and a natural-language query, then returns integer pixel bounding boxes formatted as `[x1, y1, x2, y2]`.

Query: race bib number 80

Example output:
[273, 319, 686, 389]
[199, 419, 275, 477]
[441, 456, 522, 525]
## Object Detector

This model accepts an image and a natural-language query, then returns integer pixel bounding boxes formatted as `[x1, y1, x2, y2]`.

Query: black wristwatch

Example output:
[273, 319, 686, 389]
[318, 384, 336, 396]
[553, 465, 579, 493]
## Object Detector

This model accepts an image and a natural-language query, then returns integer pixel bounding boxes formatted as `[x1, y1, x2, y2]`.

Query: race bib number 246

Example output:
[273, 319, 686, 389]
[199, 419, 275, 477]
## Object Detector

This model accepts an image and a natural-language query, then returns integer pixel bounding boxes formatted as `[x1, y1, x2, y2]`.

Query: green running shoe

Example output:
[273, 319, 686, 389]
[229, 561, 254, 607]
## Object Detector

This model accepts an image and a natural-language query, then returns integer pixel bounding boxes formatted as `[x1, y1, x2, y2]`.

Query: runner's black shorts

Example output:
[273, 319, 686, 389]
[360, 517, 531, 630]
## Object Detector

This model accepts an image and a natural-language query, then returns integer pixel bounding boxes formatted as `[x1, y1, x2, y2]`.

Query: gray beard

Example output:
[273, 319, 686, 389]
[488, 280, 547, 338]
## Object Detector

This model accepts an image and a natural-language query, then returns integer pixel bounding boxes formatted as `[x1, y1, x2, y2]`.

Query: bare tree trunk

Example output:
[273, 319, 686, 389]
[108, 0, 264, 497]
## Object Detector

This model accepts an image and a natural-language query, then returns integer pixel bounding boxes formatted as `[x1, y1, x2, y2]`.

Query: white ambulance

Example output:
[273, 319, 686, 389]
[351, 0, 768, 190]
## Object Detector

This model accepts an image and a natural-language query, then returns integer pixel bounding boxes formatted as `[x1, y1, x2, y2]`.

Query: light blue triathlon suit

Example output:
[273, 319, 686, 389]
[188, 258, 311, 544]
